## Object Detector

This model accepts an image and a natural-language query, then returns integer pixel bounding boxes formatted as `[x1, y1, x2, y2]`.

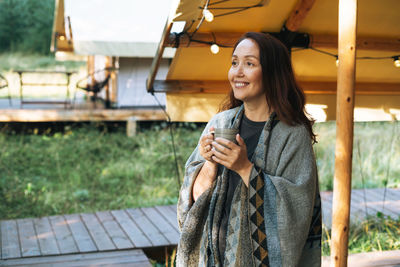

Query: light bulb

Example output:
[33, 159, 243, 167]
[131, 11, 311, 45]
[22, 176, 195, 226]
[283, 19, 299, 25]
[394, 56, 400, 68]
[210, 44, 219, 54]
[335, 57, 339, 67]
[59, 35, 65, 41]
[203, 8, 214, 22]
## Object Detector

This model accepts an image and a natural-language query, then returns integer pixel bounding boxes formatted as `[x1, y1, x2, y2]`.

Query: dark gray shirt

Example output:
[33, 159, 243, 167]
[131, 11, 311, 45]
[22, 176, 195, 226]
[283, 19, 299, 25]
[218, 114, 266, 264]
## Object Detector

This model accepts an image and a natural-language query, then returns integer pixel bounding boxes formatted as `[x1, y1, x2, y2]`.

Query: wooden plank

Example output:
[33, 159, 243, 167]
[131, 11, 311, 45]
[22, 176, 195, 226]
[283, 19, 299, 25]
[0, 109, 165, 122]
[167, 32, 400, 52]
[153, 80, 400, 95]
[1, 249, 151, 267]
[311, 34, 400, 52]
[80, 213, 116, 251]
[155, 205, 179, 232]
[64, 214, 97, 253]
[48, 215, 78, 254]
[374, 188, 400, 201]
[17, 218, 41, 257]
[140, 207, 179, 244]
[1, 220, 21, 259]
[146, 19, 173, 92]
[359, 189, 399, 218]
[126, 208, 169, 247]
[95, 211, 133, 249]
[33, 217, 60, 256]
[285, 0, 316, 31]
[322, 250, 400, 267]
[321, 191, 333, 227]
[111, 210, 151, 248]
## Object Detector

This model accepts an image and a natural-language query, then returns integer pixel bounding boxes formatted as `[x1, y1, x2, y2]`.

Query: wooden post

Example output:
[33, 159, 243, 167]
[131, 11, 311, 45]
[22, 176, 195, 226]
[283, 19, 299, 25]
[110, 57, 118, 104]
[104, 56, 112, 108]
[87, 55, 95, 104]
[331, 0, 357, 266]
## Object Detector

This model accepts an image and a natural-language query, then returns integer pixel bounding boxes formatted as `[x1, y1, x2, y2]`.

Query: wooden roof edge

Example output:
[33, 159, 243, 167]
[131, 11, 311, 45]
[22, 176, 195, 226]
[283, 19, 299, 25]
[166, 32, 400, 52]
[146, 20, 173, 93]
[153, 79, 400, 95]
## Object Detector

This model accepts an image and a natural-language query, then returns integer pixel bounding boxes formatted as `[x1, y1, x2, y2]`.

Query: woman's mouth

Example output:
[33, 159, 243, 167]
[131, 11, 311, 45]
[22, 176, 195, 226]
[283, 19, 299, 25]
[234, 82, 249, 88]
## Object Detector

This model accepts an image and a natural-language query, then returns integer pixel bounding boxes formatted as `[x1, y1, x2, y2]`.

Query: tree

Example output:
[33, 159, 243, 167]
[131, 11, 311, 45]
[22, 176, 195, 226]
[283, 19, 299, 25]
[0, 0, 55, 54]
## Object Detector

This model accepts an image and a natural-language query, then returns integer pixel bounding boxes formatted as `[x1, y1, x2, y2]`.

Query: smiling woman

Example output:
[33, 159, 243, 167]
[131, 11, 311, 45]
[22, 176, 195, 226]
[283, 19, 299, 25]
[177, 32, 322, 267]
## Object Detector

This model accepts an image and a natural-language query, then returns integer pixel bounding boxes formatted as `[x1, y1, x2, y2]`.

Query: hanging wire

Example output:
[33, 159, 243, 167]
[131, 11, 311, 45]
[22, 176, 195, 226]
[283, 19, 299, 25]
[152, 93, 182, 190]
[382, 119, 398, 213]
[356, 140, 369, 218]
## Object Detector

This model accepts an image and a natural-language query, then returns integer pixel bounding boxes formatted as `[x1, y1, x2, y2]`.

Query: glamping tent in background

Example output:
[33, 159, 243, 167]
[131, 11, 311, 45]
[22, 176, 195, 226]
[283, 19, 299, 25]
[146, 0, 400, 266]
[51, 0, 177, 109]
[147, 0, 400, 122]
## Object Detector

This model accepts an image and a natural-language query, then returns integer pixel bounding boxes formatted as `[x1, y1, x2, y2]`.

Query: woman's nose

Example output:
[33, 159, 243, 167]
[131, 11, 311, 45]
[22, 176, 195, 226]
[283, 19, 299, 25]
[234, 63, 244, 76]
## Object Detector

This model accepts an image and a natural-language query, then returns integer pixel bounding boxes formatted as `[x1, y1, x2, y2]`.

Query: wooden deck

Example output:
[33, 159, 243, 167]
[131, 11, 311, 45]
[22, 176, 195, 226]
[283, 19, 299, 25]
[0, 189, 399, 265]
[1, 205, 178, 265]
[322, 250, 400, 267]
[321, 188, 400, 228]
[0, 109, 165, 122]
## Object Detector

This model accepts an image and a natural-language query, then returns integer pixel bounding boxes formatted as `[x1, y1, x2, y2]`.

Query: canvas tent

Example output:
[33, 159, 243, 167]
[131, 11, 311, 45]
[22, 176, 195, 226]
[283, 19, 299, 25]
[51, 0, 179, 108]
[147, 0, 400, 122]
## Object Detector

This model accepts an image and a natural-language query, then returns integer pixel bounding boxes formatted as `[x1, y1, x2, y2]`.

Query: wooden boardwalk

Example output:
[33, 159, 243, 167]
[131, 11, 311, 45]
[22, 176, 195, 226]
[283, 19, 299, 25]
[321, 188, 400, 228]
[1, 205, 178, 266]
[0, 188, 399, 265]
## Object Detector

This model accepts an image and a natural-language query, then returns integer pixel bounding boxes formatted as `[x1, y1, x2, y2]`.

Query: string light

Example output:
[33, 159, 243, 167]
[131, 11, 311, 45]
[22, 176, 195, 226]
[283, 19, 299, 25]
[203, 8, 214, 22]
[393, 56, 400, 68]
[210, 43, 220, 54]
[335, 56, 339, 67]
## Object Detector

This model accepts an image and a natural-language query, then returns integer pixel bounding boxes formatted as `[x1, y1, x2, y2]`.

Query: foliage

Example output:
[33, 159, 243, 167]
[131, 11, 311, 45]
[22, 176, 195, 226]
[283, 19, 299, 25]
[313, 121, 400, 191]
[0, 123, 200, 219]
[0, 0, 54, 54]
[0, 53, 85, 72]
[322, 215, 400, 256]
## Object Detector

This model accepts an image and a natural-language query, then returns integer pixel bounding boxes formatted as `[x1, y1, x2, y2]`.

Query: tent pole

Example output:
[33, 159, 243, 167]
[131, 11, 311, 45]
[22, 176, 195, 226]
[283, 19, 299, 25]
[331, 0, 357, 266]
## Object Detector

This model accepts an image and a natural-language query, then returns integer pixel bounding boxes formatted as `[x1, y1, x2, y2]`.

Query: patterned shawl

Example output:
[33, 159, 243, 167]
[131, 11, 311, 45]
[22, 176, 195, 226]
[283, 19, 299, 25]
[177, 106, 321, 267]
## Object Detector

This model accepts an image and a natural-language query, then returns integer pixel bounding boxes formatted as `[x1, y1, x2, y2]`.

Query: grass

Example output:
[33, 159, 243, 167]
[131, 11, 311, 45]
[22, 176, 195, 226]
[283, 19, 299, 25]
[0, 122, 200, 219]
[322, 216, 400, 256]
[313, 120, 400, 191]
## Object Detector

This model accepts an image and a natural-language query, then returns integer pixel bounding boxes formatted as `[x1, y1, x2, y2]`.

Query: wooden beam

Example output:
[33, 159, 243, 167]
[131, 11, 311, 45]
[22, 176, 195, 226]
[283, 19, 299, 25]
[153, 80, 400, 95]
[331, 0, 357, 266]
[310, 34, 400, 51]
[167, 32, 400, 52]
[146, 20, 173, 92]
[285, 0, 316, 31]
[0, 109, 165, 122]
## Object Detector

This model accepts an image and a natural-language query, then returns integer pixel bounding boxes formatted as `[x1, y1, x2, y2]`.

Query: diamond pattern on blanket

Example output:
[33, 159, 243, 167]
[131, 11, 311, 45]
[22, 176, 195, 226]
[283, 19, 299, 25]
[224, 198, 241, 267]
[249, 173, 270, 267]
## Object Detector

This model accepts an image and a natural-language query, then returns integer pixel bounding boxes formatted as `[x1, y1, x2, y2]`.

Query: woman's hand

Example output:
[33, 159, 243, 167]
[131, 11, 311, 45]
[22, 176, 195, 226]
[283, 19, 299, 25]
[193, 127, 218, 201]
[211, 134, 253, 187]
[199, 126, 216, 162]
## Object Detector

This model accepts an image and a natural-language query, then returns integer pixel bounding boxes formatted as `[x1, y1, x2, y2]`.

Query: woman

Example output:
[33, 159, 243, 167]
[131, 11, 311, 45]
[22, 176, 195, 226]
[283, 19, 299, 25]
[177, 32, 321, 267]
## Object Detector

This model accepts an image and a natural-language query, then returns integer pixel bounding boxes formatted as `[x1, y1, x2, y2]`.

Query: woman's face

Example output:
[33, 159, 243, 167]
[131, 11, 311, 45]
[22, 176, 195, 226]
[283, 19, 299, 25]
[228, 38, 264, 104]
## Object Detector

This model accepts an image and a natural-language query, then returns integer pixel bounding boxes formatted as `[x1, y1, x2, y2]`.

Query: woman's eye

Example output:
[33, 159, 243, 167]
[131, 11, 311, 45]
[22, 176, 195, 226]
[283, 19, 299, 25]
[247, 62, 254, 66]
[231, 61, 238, 66]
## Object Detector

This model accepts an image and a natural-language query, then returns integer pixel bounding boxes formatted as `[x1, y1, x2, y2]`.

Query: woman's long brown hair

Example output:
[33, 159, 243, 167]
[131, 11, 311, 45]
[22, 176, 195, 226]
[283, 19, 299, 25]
[219, 32, 317, 143]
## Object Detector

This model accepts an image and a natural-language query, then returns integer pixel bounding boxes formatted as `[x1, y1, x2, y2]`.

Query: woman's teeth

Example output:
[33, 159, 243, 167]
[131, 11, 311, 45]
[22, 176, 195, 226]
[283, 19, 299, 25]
[235, 82, 248, 87]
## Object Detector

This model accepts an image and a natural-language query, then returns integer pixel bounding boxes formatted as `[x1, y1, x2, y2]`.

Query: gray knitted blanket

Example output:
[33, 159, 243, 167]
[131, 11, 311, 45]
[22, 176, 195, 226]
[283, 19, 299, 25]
[177, 106, 321, 267]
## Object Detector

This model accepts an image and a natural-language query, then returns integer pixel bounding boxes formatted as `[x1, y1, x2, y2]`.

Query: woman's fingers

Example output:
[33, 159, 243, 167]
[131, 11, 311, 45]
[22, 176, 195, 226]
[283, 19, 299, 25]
[214, 137, 236, 149]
